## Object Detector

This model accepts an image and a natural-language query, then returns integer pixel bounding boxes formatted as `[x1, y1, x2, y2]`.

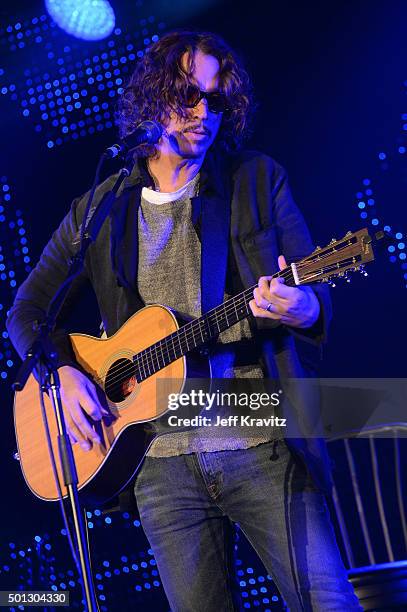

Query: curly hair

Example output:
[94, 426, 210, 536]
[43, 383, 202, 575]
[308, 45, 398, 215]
[115, 30, 254, 156]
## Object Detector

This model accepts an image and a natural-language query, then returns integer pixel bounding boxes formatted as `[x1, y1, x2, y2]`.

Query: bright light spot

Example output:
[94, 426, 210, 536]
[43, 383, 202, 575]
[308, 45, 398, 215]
[45, 0, 115, 41]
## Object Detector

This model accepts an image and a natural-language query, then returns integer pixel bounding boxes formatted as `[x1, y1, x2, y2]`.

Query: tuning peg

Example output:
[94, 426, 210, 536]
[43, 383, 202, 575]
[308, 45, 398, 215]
[328, 280, 336, 287]
[346, 277, 351, 283]
[345, 231, 353, 237]
[329, 238, 337, 245]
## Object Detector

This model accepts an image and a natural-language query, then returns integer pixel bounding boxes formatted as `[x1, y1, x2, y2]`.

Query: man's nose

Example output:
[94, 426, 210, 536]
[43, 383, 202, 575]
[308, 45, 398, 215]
[193, 98, 209, 119]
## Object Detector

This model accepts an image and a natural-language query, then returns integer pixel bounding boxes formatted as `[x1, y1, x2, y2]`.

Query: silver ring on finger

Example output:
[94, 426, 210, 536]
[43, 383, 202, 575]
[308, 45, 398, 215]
[266, 302, 274, 312]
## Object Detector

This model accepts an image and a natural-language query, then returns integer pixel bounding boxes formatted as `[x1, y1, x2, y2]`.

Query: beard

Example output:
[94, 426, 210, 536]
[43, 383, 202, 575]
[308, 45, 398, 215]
[161, 121, 216, 159]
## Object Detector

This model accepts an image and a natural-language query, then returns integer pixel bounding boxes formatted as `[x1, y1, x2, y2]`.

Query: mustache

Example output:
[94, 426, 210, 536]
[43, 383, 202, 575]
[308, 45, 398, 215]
[182, 124, 211, 135]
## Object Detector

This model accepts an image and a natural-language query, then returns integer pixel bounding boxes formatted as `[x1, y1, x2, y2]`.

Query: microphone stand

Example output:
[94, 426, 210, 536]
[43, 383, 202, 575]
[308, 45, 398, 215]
[13, 153, 136, 612]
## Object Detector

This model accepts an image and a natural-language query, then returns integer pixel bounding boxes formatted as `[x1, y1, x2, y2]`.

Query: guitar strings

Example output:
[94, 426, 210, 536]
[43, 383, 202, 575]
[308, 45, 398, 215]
[104, 243, 358, 387]
[94, 250, 358, 392]
[99, 251, 357, 392]
[99, 268, 296, 391]
[96, 253, 351, 392]
[105, 247, 354, 388]
[94, 289, 255, 390]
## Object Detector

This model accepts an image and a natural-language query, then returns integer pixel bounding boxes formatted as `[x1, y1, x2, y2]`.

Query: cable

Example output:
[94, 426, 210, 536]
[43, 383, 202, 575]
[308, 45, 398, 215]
[80, 152, 109, 244]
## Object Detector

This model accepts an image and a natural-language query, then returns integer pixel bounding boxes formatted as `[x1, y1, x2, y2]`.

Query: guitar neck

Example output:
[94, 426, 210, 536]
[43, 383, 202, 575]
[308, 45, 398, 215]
[134, 267, 294, 382]
[127, 227, 375, 382]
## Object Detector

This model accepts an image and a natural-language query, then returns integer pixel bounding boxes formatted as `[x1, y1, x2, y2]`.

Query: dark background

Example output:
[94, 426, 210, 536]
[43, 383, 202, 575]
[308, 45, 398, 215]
[0, 0, 405, 608]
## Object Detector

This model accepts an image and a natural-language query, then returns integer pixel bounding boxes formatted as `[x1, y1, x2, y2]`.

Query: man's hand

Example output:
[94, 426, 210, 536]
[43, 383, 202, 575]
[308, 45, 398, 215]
[58, 365, 108, 451]
[249, 255, 320, 328]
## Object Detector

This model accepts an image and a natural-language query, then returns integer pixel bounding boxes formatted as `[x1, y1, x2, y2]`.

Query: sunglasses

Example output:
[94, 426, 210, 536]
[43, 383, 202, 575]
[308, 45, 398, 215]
[181, 85, 230, 114]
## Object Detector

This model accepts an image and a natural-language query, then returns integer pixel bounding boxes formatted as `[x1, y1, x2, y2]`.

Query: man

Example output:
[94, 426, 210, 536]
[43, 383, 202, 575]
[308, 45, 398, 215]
[7, 31, 361, 611]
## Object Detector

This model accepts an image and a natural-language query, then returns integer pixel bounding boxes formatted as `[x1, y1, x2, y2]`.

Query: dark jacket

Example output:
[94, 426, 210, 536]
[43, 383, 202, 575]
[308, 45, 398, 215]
[7, 149, 333, 492]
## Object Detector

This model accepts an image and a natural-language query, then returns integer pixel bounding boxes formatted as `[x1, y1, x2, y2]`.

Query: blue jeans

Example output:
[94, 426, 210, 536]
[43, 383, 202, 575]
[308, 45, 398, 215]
[134, 440, 361, 611]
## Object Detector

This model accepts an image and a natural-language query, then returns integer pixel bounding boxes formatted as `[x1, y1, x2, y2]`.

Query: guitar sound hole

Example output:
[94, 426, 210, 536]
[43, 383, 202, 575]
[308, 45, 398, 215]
[105, 358, 137, 403]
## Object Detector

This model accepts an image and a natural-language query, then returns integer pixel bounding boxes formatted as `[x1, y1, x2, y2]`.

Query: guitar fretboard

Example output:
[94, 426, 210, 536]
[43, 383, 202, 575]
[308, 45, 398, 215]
[133, 267, 295, 382]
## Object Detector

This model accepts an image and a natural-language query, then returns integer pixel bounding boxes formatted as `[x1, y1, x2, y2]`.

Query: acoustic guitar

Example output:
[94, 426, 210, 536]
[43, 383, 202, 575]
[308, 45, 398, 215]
[13, 228, 375, 505]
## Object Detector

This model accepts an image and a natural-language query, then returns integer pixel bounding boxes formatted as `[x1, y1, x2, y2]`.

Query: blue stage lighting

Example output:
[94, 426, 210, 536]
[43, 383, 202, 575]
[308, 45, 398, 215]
[45, 0, 115, 41]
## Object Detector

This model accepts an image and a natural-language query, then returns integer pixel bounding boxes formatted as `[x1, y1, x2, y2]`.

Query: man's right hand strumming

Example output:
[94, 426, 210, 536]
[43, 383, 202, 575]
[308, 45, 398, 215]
[58, 365, 107, 451]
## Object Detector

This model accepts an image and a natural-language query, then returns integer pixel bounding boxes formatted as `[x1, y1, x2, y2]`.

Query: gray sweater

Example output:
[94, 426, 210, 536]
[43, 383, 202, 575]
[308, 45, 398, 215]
[138, 176, 275, 456]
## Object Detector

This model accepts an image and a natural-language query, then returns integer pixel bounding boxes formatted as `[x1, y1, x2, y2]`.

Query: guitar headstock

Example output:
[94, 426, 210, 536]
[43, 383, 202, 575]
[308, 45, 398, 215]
[295, 228, 375, 286]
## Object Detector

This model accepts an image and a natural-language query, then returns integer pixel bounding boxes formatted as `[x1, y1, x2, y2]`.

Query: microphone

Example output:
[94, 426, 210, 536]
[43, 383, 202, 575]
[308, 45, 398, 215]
[105, 120, 163, 158]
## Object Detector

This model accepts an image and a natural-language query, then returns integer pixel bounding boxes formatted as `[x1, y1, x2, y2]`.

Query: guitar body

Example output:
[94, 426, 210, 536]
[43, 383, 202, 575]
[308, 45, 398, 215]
[14, 305, 210, 505]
